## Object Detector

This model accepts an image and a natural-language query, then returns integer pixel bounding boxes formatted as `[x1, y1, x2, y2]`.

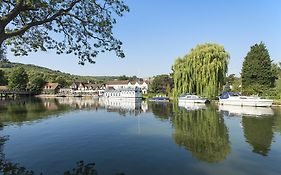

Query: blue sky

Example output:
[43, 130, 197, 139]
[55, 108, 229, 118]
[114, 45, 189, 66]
[8, 0, 281, 77]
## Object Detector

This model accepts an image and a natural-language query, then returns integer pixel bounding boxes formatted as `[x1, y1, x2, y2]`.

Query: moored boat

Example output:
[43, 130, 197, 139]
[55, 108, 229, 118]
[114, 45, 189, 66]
[178, 94, 209, 103]
[148, 97, 170, 102]
[103, 87, 142, 98]
[219, 92, 273, 107]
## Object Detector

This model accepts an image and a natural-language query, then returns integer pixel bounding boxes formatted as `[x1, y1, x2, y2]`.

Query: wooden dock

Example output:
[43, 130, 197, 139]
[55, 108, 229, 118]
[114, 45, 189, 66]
[0, 91, 32, 99]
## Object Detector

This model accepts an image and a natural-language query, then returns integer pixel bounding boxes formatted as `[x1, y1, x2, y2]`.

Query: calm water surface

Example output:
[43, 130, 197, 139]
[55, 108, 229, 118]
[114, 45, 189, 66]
[0, 98, 281, 175]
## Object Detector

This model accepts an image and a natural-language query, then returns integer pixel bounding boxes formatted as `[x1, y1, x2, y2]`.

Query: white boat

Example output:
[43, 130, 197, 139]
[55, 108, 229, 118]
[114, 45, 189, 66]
[103, 87, 142, 99]
[219, 92, 273, 107]
[178, 94, 209, 103]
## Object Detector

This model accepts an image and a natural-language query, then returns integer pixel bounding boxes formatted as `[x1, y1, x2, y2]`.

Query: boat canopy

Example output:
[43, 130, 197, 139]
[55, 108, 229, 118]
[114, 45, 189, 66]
[220, 92, 240, 99]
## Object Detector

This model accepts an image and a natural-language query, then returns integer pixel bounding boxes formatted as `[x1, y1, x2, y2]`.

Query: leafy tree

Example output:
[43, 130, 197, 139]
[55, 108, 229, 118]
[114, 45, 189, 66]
[28, 75, 46, 94]
[118, 75, 129, 80]
[55, 76, 68, 87]
[172, 43, 229, 98]
[225, 74, 241, 92]
[0, 70, 7, 85]
[0, 1, 129, 64]
[8, 67, 29, 91]
[241, 42, 274, 95]
[150, 74, 173, 95]
[271, 63, 281, 82]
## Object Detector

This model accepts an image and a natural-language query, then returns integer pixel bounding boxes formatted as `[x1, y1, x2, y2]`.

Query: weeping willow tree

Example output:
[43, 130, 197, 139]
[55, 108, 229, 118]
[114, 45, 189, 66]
[172, 43, 229, 98]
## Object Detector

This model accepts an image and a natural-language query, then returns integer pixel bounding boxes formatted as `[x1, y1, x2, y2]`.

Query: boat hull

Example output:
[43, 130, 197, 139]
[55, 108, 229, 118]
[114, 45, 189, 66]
[178, 99, 209, 104]
[219, 99, 273, 107]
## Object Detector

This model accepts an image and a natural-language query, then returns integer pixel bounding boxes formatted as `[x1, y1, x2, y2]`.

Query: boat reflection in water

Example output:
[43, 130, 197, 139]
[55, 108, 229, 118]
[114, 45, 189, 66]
[219, 105, 274, 117]
[178, 101, 207, 111]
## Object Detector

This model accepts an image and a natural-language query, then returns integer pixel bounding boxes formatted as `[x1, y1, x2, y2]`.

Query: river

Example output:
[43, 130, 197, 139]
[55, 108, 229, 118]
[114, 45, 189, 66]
[0, 97, 280, 175]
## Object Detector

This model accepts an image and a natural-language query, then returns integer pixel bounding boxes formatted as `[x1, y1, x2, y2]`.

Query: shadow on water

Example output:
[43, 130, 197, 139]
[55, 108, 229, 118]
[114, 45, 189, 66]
[150, 102, 231, 163]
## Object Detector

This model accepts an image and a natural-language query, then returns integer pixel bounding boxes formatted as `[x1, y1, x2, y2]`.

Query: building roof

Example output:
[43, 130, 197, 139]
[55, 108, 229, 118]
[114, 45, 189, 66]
[44, 83, 60, 90]
[129, 80, 150, 85]
[106, 80, 130, 85]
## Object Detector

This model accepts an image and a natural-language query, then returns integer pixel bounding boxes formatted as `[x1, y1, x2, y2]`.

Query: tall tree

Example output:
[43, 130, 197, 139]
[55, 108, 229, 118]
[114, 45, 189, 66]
[28, 75, 46, 94]
[8, 67, 29, 91]
[241, 42, 274, 95]
[172, 43, 229, 98]
[0, 1, 129, 64]
[150, 74, 173, 95]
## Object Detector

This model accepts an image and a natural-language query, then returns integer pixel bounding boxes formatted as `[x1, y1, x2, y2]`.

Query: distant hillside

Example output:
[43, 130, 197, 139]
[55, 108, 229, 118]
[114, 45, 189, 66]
[0, 61, 119, 85]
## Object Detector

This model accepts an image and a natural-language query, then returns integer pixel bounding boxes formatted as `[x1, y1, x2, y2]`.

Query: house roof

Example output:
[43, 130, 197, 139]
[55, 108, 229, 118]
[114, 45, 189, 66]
[129, 80, 149, 85]
[106, 80, 130, 85]
[45, 83, 60, 89]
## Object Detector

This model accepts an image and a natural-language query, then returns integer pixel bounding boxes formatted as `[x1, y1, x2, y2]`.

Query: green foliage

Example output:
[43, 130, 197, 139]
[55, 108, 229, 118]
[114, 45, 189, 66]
[0, 69, 7, 85]
[28, 75, 46, 94]
[172, 43, 229, 99]
[0, 1, 129, 64]
[117, 75, 138, 81]
[276, 78, 281, 98]
[8, 67, 29, 91]
[241, 42, 274, 95]
[55, 76, 68, 87]
[118, 75, 129, 80]
[150, 74, 173, 95]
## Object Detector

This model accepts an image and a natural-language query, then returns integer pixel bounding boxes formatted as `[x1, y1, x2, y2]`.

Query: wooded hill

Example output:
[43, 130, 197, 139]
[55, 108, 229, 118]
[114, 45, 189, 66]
[0, 61, 119, 85]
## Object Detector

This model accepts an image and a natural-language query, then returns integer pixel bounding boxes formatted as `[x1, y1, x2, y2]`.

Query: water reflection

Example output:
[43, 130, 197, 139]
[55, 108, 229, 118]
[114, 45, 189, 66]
[178, 101, 207, 111]
[219, 105, 274, 117]
[220, 105, 276, 156]
[171, 105, 231, 163]
[0, 98, 72, 124]
[0, 98, 281, 174]
[149, 102, 173, 120]
[99, 98, 146, 116]
[242, 116, 274, 156]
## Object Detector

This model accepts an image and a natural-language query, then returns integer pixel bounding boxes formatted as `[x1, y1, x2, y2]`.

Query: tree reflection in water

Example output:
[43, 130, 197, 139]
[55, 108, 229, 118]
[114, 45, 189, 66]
[242, 116, 274, 156]
[171, 105, 231, 163]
